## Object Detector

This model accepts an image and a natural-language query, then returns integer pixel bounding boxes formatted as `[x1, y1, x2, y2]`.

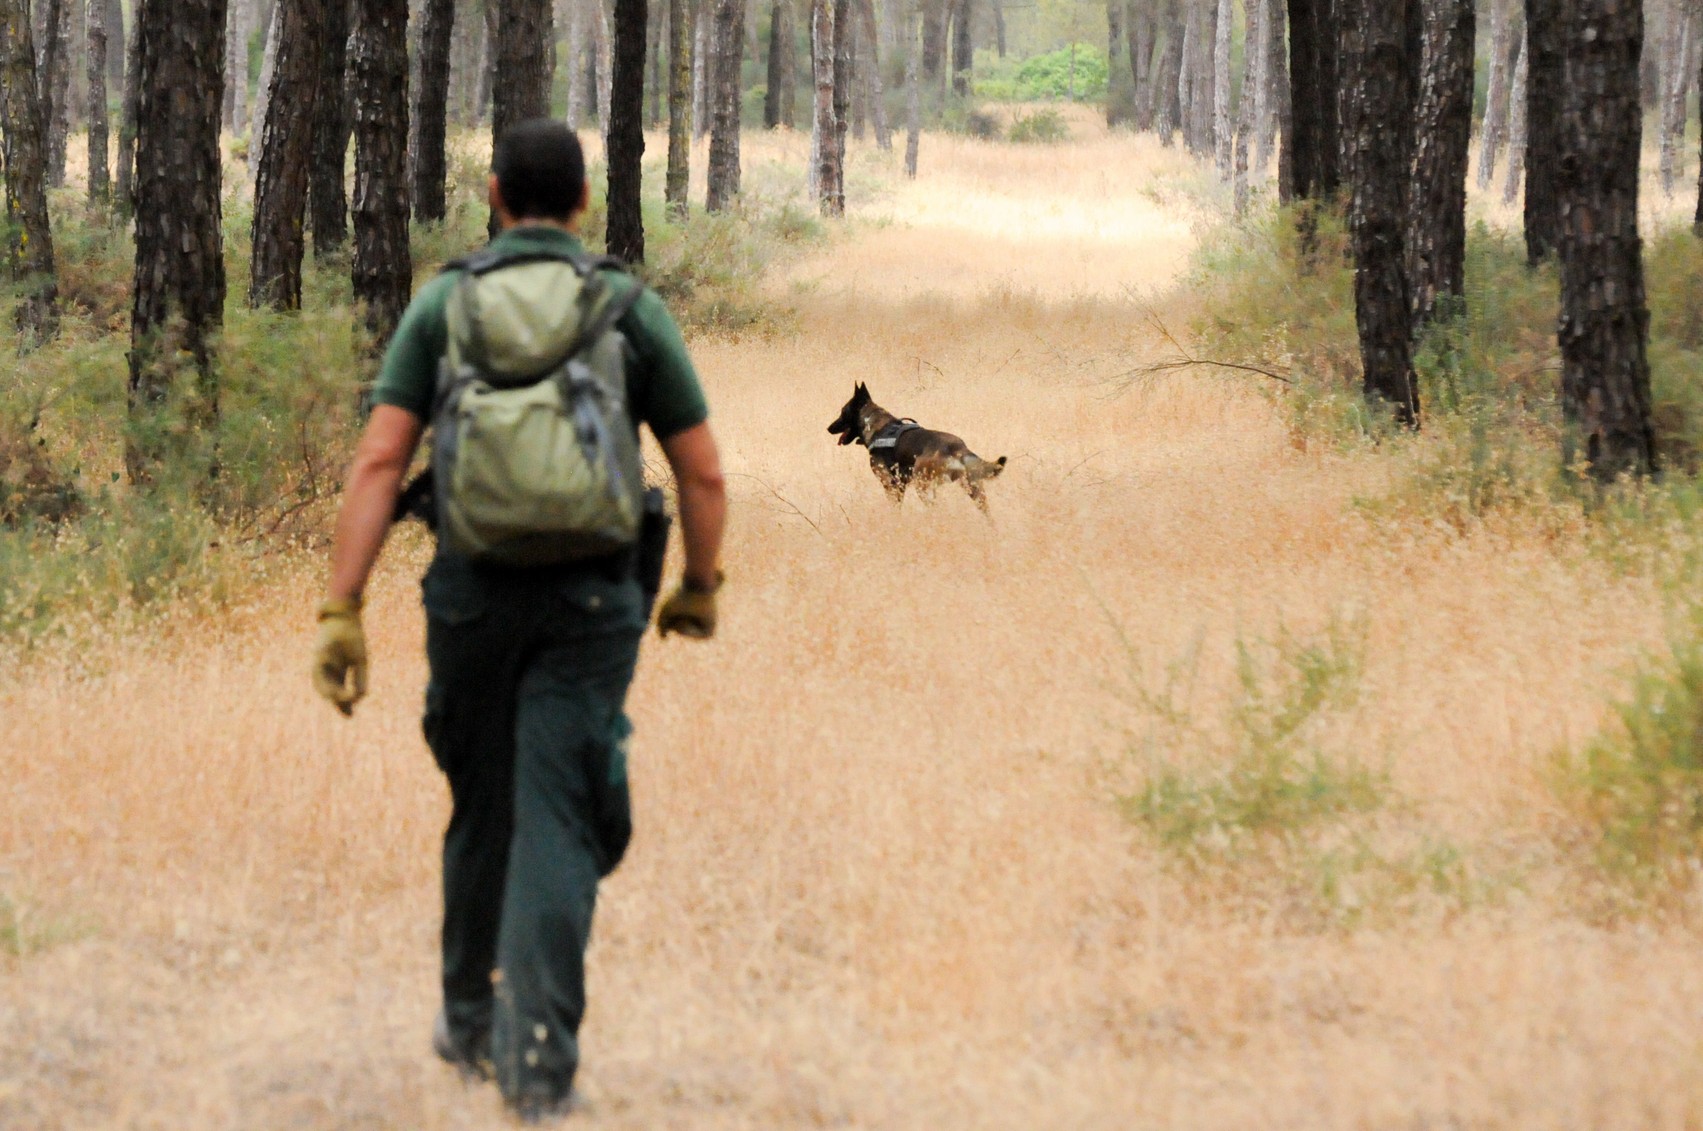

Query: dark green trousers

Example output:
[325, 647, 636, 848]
[421, 553, 646, 1110]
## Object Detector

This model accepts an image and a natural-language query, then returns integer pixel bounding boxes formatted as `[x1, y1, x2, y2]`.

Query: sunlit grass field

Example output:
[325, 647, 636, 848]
[6, 110, 1703, 1128]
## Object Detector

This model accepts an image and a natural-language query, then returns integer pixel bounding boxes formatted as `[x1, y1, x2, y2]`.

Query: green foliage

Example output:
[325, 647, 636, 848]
[1560, 628, 1703, 894]
[0, 891, 85, 959]
[1006, 107, 1070, 144]
[977, 44, 1108, 102]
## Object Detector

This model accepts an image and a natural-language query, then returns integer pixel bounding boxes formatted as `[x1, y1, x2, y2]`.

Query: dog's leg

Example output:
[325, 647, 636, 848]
[967, 479, 991, 514]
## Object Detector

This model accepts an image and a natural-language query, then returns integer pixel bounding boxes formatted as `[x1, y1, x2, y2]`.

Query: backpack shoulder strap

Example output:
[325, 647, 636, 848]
[441, 245, 587, 277]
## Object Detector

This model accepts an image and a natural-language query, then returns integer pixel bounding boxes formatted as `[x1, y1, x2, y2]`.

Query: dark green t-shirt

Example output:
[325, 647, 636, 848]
[370, 226, 709, 440]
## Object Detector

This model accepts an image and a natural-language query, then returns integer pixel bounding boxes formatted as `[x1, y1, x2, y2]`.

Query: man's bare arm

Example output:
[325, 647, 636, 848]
[326, 405, 426, 603]
[659, 422, 726, 590]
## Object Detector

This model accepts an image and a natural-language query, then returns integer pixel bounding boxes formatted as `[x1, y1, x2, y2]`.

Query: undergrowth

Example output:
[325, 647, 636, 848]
[1114, 616, 1502, 928]
[1, 134, 817, 649]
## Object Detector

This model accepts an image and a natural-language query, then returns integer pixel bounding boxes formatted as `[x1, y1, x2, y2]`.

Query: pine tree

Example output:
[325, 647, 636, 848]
[1557, 0, 1653, 478]
[309, 0, 351, 258]
[1522, 0, 1563, 262]
[410, 0, 455, 222]
[128, 0, 228, 481]
[705, 0, 744, 210]
[0, 0, 59, 340]
[251, 0, 327, 309]
[350, 0, 412, 349]
[1406, 0, 1474, 327]
[85, 0, 110, 205]
[607, 0, 649, 262]
[666, 0, 692, 215]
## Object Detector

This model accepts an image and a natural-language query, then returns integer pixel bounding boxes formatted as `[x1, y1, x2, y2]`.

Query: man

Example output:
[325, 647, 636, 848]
[311, 119, 727, 1121]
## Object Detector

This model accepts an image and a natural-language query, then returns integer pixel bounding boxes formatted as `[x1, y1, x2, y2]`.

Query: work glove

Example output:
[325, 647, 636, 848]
[657, 572, 723, 640]
[312, 596, 368, 716]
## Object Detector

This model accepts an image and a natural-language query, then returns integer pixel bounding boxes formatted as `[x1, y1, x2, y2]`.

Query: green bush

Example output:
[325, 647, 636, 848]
[1561, 630, 1703, 893]
[980, 45, 1108, 102]
[1007, 107, 1070, 144]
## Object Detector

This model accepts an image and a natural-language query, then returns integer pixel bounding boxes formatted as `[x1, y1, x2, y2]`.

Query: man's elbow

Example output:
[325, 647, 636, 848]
[679, 465, 726, 496]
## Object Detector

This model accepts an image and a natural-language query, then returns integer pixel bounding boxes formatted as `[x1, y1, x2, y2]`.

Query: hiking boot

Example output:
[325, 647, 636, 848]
[432, 1008, 493, 1082]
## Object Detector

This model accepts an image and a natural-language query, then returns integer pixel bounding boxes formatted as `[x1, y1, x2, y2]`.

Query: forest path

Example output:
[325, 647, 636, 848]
[5, 123, 1703, 1129]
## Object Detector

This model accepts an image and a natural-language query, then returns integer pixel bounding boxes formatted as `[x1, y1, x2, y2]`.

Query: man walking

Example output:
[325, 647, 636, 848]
[311, 119, 726, 1120]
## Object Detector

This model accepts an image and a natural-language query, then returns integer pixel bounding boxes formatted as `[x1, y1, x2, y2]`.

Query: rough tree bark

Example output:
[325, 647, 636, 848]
[1212, 0, 1231, 178]
[666, 0, 692, 214]
[693, 0, 708, 136]
[765, 0, 794, 126]
[903, 0, 919, 176]
[831, 0, 850, 206]
[595, 0, 614, 133]
[350, 0, 412, 349]
[114, 3, 139, 212]
[226, 0, 251, 132]
[949, 0, 970, 95]
[704, 0, 744, 210]
[1658, 4, 1693, 197]
[251, 0, 283, 184]
[1258, 0, 1286, 174]
[1232, 0, 1262, 210]
[128, 0, 228, 481]
[309, 0, 350, 258]
[649, 0, 665, 126]
[1407, 0, 1473, 328]
[606, 0, 648, 261]
[40, 0, 70, 187]
[0, 0, 58, 339]
[567, 0, 588, 128]
[410, 0, 453, 221]
[857, 0, 888, 149]
[1107, 0, 1130, 126]
[1558, 0, 1653, 479]
[1129, 0, 1157, 131]
[810, 0, 837, 208]
[1477, 0, 1516, 190]
[1282, 0, 1340, 203]
[491, 0, 552, 235]
[1341, 0, 1418, 425]
[85, 0, 109, 205]
[1153, 0, 1184, 144]
[251, 0, 325, 309]
[919, 0, 944, 83]
[1523, 0, 1562, 263]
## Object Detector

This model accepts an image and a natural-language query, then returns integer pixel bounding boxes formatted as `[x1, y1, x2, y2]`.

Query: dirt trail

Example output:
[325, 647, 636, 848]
[5, 122, 1703, 1129]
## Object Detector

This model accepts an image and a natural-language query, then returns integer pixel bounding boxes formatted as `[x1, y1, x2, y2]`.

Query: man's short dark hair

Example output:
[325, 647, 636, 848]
[493, 120, 586, 221]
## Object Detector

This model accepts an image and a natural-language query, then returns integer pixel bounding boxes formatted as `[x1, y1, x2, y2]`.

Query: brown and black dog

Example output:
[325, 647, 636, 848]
[827, 383, 1007, 511]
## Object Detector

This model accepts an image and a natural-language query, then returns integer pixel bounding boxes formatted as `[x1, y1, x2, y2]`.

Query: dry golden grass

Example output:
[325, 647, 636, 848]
[6, 121, 1703, 1129]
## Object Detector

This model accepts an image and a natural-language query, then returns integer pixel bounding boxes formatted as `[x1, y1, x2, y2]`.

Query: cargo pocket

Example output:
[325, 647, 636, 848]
[590, 712, 633, 877]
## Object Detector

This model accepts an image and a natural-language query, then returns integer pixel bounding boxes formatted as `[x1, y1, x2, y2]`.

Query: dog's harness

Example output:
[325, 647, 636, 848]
[867, 419, 921, 451]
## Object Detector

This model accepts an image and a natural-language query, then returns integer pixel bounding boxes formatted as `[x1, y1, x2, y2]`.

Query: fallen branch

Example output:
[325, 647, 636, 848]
[1119, 312, 1294, 389]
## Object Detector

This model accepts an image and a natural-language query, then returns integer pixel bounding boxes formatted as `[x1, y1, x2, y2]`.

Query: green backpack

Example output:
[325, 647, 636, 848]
[431, 247, 646, 567]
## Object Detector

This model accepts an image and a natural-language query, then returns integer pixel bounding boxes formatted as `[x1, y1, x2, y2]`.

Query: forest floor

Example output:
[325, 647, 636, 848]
[6, 114, 1703, 1129]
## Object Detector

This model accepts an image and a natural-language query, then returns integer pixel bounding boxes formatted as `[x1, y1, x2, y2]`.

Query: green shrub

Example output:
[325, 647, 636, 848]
[1007, 107, 1070, 145]
[1561, 630, 1703, 893]
[984, 44, 1108, 102]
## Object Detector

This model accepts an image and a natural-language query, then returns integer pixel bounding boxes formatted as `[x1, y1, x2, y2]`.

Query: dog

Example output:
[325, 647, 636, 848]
[827, 383, 1007, 511]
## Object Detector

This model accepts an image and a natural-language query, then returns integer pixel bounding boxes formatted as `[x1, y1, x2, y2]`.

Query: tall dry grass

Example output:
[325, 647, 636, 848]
[4, 119, 1703, 1129]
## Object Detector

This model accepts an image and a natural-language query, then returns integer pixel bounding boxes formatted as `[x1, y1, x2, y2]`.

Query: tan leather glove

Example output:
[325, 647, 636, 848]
[312, 597, 368, 716]
[657, 572, 722, 640]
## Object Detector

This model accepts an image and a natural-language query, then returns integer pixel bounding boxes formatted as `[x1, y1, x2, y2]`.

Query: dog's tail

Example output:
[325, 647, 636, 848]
[967, 454, 1007, 480]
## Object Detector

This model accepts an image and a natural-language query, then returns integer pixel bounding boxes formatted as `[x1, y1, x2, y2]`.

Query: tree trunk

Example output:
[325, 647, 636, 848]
[704, 0, 743, 209]
[666, 0, 691, 214]
[1476, 0, 1515, 190]
[692, 0, 708, 136]
[226, 0, 251, 132]
[649, 0, 665, 126]
[858, 0, 887, 148]
[85, 0, 109, 205]
[1281, 0, 1340, 203]
[410, 0, 453, 221]
[919, 0, 943, 82]
[40, 0, 70, 186]
[809, 0, 836, 207]
[831, 0, 850, 205]
[105, 0, 122, 88]
[251, 0, 283, 185]
[765, 0, 792, 126]
[1258, 0, 1286, 172]
[1658, 4, 1693, 197]
[350, 0, 412, 349]
[128, 0, 227, 482]
[1212, 0, 1230, 177]
[606, 0, 647, 261]
[1341, 0, 1418, 425]
[1406, 0, 1472, 328]
[903, 1, 918, 175]
[0, 0, 58, 340]
[1523, 0, 1562, 263]
[1107, 0, 1130, 125]
[476, 0, 496, 121]
[1558, 0, 1653, 479]
[491, 0, 552, 235]
[1129, 0, 1156, 131]
[595, 0, 614, 133]
[1502, 31, 1527, 204]
[250, 0, 325, 309]
[949, 0, 970, 95]
[309, 0, 350, 258]
[114, 1, 138, 212]
[1153, 0, 1184, 144]
[1232, 0, 1261, 210]
[567, 0, 588, 127]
